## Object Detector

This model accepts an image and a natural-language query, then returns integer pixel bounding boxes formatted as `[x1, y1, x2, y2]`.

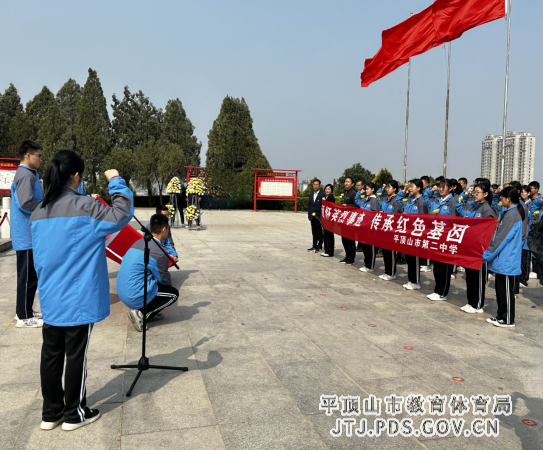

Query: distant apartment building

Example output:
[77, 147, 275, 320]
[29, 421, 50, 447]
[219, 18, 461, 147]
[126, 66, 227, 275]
[481, 131, 536, 185]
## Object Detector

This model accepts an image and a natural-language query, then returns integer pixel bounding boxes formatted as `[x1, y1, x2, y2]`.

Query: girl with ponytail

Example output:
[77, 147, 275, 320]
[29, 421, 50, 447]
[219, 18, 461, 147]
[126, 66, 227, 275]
[482, 186, 524, 327]
[30, 150, 134, 431]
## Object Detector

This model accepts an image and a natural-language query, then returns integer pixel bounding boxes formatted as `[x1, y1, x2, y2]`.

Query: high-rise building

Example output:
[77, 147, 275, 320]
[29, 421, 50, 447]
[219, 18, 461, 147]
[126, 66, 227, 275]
[481, 131, 536, 185]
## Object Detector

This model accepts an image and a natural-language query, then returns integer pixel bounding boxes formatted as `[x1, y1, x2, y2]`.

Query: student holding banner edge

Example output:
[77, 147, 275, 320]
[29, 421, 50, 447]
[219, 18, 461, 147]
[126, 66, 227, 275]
[379, 180, 402, 281]
[358, 182, 380, 273]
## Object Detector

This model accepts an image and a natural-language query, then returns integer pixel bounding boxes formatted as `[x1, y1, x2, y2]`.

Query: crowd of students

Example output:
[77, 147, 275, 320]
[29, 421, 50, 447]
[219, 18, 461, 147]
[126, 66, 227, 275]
[307, 175, 543, 329]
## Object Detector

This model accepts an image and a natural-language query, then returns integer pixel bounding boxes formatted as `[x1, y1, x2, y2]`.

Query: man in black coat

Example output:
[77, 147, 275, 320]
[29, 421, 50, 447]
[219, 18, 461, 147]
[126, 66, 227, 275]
[340, 177, 357, 264]
[307, 179, 326, 252]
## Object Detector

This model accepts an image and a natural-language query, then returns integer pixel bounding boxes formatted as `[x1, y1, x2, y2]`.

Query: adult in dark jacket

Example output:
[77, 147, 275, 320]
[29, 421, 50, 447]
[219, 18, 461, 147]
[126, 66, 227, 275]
[340, 177, 357, 264]
[322, 184, 335, 257]
[483, 186, 524, 327]
[307, 179, 326, 252]
[176, 184, 187, 225]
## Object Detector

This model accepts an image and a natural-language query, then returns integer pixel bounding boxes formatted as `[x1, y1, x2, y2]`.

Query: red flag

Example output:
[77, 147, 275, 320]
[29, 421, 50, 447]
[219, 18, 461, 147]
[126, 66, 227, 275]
[361, 0, 506, 87]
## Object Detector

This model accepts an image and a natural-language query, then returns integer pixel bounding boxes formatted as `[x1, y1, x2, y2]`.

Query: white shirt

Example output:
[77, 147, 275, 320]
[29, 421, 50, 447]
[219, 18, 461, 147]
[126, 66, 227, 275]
[314, 191, 319, 202]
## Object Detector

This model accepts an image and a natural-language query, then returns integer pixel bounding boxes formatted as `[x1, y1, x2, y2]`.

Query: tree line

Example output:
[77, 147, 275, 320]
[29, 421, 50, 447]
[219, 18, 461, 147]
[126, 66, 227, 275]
[0, 68, 202, 203]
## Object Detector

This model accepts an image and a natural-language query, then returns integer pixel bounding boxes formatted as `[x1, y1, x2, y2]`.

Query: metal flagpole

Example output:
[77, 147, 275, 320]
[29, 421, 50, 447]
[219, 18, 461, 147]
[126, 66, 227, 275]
[403, 58, 411, 184]
[443, 42, 451, 177]
[402, 13, 414, 184]
[500, 0, 513, 186]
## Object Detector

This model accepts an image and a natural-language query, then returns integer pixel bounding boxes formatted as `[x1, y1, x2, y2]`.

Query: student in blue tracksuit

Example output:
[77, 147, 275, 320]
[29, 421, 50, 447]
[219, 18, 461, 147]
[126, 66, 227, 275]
[483, 186, 524, 327]
[379, 180, 402, 281]
[30, 151, 133, 431]
[530, 194, 543, 286]
[518, 186, 532, 287]
[403, 179, 429, 290]
[359, 182, 380, 273]
[146, 205, 178, 260]
[456, 183, 497, 313]
[11, 141, 44, 328]
[117, 213, 178, 332]
[423, 179, 456, 301]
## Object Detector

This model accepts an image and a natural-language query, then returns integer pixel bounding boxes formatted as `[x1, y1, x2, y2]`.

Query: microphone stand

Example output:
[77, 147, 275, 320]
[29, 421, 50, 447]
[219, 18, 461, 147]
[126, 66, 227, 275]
[111, 215, 188, 397]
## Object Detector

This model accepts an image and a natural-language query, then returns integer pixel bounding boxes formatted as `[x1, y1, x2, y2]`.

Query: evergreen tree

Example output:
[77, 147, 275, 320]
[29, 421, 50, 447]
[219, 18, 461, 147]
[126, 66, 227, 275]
[372, 168, 393, 188]
[6, 105, 32, 158]
[111, 87, 162, 150]
[74, 68, 111, 188]
[334, 163, 375, 195]
[99, 146, 136, 192]
[38, 102, 70, 173]
[163, 98, 201, 167]
[133, 136, 185, 204]
[25, 86, 55, 140]
[206, 96, 269, 174]
[0, 84, 22, 157]
[56, 78, 82, 150]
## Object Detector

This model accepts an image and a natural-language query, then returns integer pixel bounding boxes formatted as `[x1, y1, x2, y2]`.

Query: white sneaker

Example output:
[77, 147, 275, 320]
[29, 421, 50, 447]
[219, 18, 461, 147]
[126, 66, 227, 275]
[426, 293, 435, 299]
[463, 305, 484, 314]
[62, 408, 101, 431]
[529, 272, 537, 279]
[378, 274, 385, 279]
[14, 311, 42, 320]
[519, 282, 528, 288]
[427, 293, 447, 301]
[405, 282, 421, 290]
[321, 253, 329, 257]
[420, 266, 432, 273]
[359, 267, 374, 273]
[450, 274, 456, 280]
[127, 310, 144, 332]
[382, 274, 396, 281]
[16, 317, 43, 328]
[488, 274, 495, 280]
[41, 418, 63, 430]
[460, 304, 470, 311]
[457, 267, 465, 272]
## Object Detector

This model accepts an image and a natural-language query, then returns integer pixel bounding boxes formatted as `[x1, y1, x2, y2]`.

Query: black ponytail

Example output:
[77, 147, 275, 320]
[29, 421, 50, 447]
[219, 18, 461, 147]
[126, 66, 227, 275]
[42, 150, 85, 208]
[500, 186, 525, 221]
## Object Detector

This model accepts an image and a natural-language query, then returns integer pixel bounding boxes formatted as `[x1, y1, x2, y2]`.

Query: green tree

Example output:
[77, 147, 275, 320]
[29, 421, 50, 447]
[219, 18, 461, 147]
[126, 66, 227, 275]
[334, 163, 375, 195]
[372, 168, 393, 188]
[206, 96, 270, 200]
[133, 136, 185, 204]
[25, 86, 55, 140]
[74, 68, 111, 189]
[6, 105, 32, 158]
[98, 146, 136, 193]
[163, 98, 201, 167]
[111, 87, 163, 150]
[56, 78, 82, 150]
[0, 84, 22, 157]
[38, 102, 71, 172]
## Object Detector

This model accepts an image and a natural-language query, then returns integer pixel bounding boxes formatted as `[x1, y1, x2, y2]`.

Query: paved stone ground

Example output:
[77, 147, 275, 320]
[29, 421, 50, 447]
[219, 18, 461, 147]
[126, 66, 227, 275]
[1, 209, 542, 449]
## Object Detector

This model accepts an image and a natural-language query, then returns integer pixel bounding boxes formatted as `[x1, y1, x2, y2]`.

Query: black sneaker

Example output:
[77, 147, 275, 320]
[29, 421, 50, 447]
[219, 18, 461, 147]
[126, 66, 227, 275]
[339, 258, 348, 264]
[62, 408, 101, 431]
[149, 312, 164, 322]
[345, 260, 354, 265]
[307, 247, 317, 252]
[486, 317, 498, 324]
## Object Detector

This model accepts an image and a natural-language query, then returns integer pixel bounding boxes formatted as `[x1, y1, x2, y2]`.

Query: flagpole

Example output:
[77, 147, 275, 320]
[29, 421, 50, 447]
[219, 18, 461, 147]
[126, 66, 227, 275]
[500, 0, 512, 186]
[403, 11, 414, 185]
[443, 42, 451, 177]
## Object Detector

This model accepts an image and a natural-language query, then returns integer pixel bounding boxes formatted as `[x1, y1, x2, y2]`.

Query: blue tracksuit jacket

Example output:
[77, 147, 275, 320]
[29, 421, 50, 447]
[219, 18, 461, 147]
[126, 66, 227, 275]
[404, 195, 429, 215]
[482, 205, 523, 276]
[116, 237, 172, 310]
[455, 198, 497, 219]
[361, 195, 380, 212]
[381, 195, 403, 214]
[10, 165, 43, 251]
[30, 177, 133, 326]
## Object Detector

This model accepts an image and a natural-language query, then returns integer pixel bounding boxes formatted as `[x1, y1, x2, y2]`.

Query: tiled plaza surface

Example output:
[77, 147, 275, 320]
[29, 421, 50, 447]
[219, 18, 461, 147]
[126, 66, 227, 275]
[1, 209, 542, 449]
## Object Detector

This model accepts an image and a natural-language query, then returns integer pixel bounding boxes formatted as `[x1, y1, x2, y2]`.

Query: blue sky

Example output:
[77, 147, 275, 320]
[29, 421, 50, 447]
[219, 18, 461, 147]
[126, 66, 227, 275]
[1, 0, 540, 184]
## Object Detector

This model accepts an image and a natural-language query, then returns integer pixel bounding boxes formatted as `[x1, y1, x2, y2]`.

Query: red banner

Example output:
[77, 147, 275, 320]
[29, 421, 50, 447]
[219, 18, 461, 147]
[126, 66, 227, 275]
[320, 201, 497, 270]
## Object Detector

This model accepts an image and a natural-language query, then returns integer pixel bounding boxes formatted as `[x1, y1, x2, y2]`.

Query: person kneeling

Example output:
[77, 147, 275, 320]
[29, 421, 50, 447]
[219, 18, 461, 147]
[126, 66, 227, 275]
[117, 214, 179, 331]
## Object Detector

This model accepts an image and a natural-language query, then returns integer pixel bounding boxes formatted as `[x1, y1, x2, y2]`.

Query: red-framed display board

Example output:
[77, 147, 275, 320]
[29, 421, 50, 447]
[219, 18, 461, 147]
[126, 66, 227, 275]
[252, 168, 301, 212]
[185, 166, 207, 184]
[0, 159, 19, 195]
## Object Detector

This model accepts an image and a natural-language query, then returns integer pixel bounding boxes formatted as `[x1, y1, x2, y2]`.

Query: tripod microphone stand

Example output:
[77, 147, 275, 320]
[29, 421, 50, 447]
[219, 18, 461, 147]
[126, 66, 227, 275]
[111, 215, 188, 397]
